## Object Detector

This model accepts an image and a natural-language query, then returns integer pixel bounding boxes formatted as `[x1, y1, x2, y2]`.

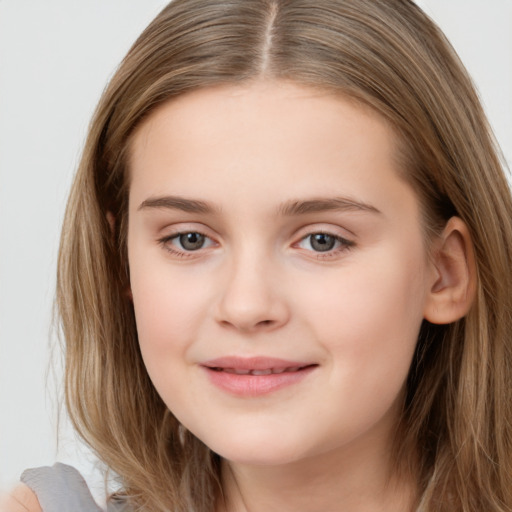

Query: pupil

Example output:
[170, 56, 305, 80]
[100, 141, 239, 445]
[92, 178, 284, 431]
[311, 233, 335, 252]
[180, 232, 205, 250]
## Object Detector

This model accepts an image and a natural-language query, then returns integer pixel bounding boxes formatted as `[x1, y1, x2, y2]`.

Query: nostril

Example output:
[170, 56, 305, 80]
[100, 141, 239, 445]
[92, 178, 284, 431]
[216, 290, 290, 331]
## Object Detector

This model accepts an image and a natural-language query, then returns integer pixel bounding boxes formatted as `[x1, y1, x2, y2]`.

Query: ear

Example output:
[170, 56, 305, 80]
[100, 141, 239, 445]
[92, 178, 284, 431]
[106, 211, 116, 235]
[423, 217, 476, 324]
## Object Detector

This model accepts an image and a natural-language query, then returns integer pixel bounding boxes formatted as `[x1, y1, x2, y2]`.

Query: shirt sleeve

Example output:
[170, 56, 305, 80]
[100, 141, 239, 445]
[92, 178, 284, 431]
[20, 463, 104, 512]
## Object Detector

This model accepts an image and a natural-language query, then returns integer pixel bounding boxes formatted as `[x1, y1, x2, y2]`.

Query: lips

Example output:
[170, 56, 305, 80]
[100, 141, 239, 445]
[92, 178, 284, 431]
[201, 357, 317, 396]
[213, 366, 304, 375]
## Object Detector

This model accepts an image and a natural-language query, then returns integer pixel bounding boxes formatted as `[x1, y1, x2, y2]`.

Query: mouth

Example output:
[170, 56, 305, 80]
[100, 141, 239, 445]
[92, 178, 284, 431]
[207, 365, 314, 375]
[201, 357, 318, 396]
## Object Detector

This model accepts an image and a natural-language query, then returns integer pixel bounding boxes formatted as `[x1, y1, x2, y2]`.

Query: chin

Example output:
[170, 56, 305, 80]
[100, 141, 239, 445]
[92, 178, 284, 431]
[200, 431, 307, 467]
[219, 447, 303, 467]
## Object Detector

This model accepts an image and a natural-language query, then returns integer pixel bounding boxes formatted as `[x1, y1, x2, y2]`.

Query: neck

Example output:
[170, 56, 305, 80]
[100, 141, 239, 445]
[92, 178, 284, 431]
[217, 436, 417, 512]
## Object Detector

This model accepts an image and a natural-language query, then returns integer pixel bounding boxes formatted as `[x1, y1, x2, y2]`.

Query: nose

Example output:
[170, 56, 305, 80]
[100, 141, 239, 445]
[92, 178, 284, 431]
[215, 250, 290, 333]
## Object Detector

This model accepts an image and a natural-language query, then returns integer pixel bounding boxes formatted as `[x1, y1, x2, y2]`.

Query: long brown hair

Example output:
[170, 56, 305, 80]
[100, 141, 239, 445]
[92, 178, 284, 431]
[57, 1, 512, 510]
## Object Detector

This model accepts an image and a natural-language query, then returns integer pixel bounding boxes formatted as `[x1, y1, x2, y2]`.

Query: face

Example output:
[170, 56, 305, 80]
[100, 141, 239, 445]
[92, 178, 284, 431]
[127, 81, 435, 466]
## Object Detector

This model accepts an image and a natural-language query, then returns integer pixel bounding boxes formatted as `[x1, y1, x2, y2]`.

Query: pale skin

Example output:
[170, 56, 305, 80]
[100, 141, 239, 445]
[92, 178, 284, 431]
[0, 486, 42, 512]
[128, 81, 475, 512]
[5, 80, 474, 512]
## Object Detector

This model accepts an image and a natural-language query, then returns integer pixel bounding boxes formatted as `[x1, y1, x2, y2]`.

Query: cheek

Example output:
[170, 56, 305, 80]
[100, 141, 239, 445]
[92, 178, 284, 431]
[298, 244, 428, 384]
[129, 253, 212, 362]
[288, 249, 428, 452]
[130, 268, 213, 406]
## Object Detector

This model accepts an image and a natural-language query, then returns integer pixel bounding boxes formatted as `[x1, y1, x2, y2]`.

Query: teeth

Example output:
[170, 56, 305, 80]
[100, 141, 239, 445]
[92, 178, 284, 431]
[216, 366, 305, 375]
[251, 369, 273, 376]
[222, 368, 251, 375]
[233, 368, 251, 375]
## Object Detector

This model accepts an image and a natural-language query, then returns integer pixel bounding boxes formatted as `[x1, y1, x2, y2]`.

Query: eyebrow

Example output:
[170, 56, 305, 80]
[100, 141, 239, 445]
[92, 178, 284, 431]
[138, 195, 381, 216]
[138, 196, 219, 214]
[278, 197, 381, 216]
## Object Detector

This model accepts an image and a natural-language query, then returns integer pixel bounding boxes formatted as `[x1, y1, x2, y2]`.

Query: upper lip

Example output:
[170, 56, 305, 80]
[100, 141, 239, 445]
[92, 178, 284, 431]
[201, 356, 315, 371]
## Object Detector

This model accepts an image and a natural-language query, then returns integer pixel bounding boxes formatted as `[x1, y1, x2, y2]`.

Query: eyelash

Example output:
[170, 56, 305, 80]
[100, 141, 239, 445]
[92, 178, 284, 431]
[158, 231, 216, 258]
[157, 230, 355, 259]
[295, 232, 355, 259]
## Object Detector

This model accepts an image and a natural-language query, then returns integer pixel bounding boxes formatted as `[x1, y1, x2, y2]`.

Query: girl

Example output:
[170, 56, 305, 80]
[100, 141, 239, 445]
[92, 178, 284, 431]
[6, 0, 512, 510]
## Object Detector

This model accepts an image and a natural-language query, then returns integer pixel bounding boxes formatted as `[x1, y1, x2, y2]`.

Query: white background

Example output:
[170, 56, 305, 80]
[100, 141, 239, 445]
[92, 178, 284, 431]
[1, 0, 511, 499]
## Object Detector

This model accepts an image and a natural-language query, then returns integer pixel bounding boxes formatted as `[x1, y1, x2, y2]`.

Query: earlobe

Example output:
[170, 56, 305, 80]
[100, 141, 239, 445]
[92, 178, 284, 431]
[423, 217, 476, 325]
[106, 211, 116, 234]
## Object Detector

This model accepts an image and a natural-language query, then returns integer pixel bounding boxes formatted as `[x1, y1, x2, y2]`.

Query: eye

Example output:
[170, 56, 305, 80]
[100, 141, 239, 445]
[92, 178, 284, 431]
[159, 231, 216, 254]
[297, 232, 353, 253]
[176, 232, 207, 251]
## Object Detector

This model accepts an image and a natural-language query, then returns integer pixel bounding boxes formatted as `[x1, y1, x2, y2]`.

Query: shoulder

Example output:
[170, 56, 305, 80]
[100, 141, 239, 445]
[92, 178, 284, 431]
[19, 463, 104, 511]
[2, 464, 129, 512]
[0, 484, 42, 512]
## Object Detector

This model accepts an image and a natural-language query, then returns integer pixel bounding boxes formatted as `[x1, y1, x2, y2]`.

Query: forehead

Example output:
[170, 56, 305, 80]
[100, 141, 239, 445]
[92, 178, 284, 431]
[127, 80, 415, 218]
[131, 81, 396, 152]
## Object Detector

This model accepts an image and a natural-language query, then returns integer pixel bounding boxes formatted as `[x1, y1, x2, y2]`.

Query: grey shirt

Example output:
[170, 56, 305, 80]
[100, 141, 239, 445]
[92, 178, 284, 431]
[21, 463, 130, 512]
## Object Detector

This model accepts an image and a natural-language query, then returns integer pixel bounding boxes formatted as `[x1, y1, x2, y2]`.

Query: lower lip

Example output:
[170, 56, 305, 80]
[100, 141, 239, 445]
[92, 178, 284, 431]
[202, 366, 316, 396]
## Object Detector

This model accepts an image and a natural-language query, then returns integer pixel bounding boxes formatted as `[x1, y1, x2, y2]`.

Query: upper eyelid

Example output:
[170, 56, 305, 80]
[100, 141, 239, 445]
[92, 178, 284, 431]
[158, 223, 217, 238]
[160, 230, 217, 246]
[295, 232, 354, 250]
[157, 224, 354, 239]
[293, 222, 356, 241]
[156, 221, 356, 244]
[299, 232, 352, 242]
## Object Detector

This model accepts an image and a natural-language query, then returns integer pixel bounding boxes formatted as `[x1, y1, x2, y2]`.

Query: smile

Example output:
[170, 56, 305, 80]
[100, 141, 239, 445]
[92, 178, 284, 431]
[201, 357, 317, 396]
[211, 366, 305, 375]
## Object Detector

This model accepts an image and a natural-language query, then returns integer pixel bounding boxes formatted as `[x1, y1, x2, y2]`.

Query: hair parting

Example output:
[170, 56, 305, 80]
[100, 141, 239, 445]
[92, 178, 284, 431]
[57, 1, 512, 510]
